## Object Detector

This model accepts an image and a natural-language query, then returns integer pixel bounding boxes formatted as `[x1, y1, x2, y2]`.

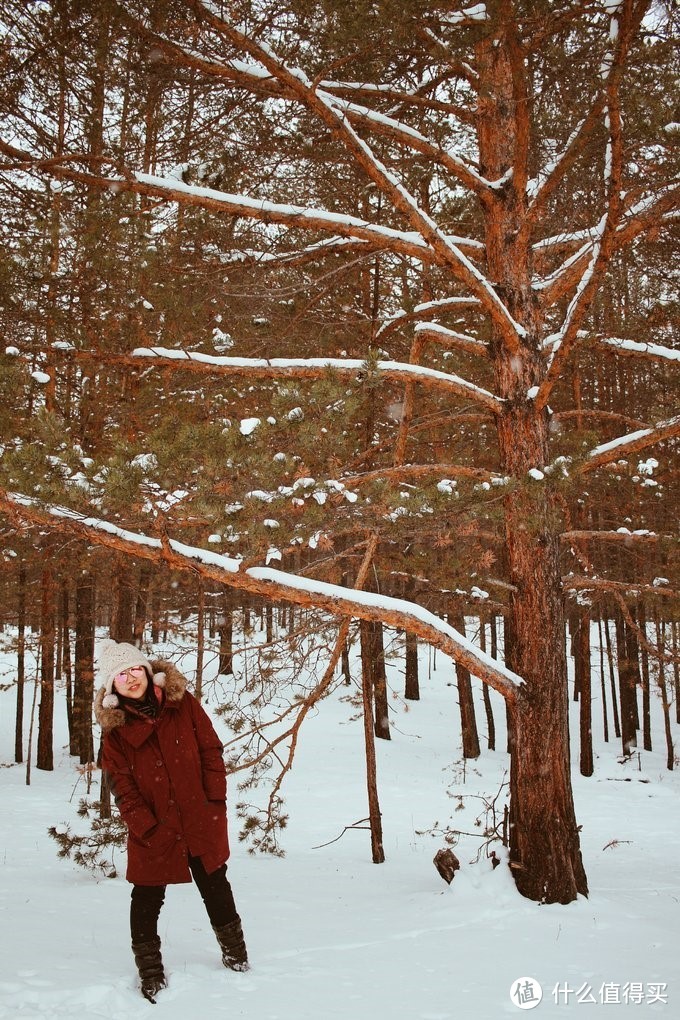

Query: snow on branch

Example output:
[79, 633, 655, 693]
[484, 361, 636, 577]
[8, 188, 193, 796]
[536, 181, 680, 305]
[375, 297, 481, 341]
[578, 415, 680, 474]
[194, 1, 527, 352]
[0, 137, 479, 266]
[561, 530, 675, 545]
[563, 575, 680, 601]
[414, 321, 489, 359]
[597, 337, 680, 363]
[343, 463, 501, 488]
[129, 347, 505, 413]
[133, 172, 455, 261]
[136, 19, 489, 198]
[314, 90, 496, 199]
[1, 491, 523, 701]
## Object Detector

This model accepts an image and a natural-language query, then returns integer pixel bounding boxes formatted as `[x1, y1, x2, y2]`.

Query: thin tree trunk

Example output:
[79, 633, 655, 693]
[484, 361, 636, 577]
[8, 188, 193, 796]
[654, 613, 674, 771]
[614, 607, 638, 756]
[597, 616, 609, 743]
[133, 563, 151, 647]
[569, 611, 580, 702]
[62, 581, 72, 729]
[604, 615, 621, 739]
[218, 589, 234, 676]
[37, 560, 56, 771]
[404, 630, 419, 700]
[150, 582, 161, 643]
[479, 615, 496, 751]
[638, 604, 652, 752]
[26, 649, 40, 787]
[74, 571, 95, 764]
[110, 554, 135, 643]
[672, 621, 680, 724]
[14, 560, 26, 764]
[625, 609, 641, 732]
[341, 639, 351, 685]
[360, 623, 385, 864]
[575, 609, 593, 777]
[195, 580, 204, 703]
[361, 619, 390, 740]
[449, 607, 480, 759]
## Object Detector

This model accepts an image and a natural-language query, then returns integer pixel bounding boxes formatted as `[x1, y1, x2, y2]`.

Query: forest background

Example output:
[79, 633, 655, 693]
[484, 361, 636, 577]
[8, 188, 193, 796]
[0, 0, 678, 921]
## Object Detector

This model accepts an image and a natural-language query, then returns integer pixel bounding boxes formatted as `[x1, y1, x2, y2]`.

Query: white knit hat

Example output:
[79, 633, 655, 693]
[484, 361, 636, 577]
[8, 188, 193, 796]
[96, 639, 165, 708]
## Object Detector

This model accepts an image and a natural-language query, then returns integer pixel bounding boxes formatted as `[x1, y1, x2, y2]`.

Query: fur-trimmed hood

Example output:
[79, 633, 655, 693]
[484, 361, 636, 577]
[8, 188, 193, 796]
[94, 659, 187, 732]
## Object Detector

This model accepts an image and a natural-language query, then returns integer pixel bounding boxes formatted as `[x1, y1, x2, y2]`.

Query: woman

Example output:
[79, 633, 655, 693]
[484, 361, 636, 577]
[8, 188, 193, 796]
[95, 638, 248, 1003]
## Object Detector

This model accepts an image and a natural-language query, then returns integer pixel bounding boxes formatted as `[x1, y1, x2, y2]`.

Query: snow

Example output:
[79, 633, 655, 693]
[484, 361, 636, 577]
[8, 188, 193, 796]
[31, 370, 51, 384]
[1, 621, 679, 1019]
[131, 347, 504, 410]
[4, 346, 20, 356]
[441, 3, 489, 25]
[133, 172, 458, 259]
[601, 337, 680, 362]
[587, 417, 679, 460]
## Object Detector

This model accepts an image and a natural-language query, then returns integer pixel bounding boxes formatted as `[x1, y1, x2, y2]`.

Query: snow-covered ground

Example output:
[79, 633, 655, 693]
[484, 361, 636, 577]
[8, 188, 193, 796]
[0, 626, 677, 1019]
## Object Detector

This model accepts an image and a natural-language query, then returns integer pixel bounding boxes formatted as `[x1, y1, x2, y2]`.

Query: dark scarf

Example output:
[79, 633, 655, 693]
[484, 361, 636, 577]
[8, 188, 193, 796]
[119, 680, 160, 720]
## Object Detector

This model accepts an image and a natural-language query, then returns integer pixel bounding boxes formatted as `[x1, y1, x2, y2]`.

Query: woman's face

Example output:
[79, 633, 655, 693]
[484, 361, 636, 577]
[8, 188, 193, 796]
[113, 665, 149, 700]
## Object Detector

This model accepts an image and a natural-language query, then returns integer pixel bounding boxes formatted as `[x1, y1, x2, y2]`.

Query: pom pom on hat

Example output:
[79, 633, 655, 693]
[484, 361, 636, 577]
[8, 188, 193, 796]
[96, 638, 160, 708]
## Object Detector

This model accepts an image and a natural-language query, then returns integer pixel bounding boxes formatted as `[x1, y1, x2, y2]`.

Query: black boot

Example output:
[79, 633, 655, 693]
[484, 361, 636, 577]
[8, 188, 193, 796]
[132, 936, 167, 1003]
[213, 916, 249, 971]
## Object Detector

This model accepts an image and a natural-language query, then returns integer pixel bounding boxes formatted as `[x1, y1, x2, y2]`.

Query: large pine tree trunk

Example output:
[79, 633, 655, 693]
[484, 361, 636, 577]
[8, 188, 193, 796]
[478, 30, 587, 902]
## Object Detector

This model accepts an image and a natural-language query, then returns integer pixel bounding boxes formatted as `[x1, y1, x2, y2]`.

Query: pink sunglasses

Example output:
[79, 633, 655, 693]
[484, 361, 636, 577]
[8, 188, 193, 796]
[114, 665, 147, 685]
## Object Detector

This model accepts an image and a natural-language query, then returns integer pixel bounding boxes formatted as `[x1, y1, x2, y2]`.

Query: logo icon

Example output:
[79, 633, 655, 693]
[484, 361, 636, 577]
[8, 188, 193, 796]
[510, 977, 543, 1010]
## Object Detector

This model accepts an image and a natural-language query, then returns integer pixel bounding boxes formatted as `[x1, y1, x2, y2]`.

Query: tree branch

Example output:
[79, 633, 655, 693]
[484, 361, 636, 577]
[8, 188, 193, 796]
[192, 0, 527, 350]
[128, 347, 506, 413]
[0, 490, 522, 702]
[577, 415, 680, 474]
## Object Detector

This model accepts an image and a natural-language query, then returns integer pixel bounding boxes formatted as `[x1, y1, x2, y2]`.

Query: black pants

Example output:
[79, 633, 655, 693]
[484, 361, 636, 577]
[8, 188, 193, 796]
[130, 856, 238, 943]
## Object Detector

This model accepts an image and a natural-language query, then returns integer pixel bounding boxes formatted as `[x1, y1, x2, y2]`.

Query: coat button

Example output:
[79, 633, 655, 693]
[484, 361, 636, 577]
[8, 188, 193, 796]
[168, 799, 174, 805]
[156, 760, 162, 767]
[176, 835, 182, 841]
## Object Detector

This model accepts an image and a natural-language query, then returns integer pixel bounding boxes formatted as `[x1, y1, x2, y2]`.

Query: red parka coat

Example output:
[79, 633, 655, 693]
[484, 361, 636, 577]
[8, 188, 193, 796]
[95, 660, 230, 886]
